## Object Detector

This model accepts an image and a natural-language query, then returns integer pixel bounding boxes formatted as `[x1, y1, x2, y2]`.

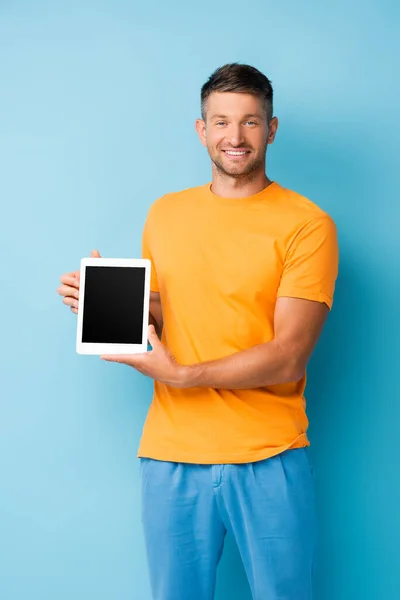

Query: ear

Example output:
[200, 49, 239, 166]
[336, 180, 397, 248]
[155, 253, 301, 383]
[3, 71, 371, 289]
[195, 118, 207, 147]
[267, 117, 279, 145]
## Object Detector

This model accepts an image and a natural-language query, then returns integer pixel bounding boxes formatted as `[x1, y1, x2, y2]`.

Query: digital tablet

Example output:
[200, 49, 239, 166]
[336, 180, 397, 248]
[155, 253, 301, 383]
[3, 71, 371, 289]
[76, 258, 151, 355]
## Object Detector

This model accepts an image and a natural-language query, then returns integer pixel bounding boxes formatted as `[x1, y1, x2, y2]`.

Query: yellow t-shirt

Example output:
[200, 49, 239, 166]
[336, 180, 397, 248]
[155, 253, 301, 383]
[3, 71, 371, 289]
[138, 181, 338, 464]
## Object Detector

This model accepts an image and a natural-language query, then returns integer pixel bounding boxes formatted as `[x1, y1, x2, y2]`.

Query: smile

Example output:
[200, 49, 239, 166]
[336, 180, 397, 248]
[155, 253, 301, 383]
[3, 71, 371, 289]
[223, 150, 250, 156]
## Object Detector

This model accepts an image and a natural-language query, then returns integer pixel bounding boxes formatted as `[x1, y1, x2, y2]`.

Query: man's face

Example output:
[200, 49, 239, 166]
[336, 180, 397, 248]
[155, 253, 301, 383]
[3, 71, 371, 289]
[196, 92, 277, 179]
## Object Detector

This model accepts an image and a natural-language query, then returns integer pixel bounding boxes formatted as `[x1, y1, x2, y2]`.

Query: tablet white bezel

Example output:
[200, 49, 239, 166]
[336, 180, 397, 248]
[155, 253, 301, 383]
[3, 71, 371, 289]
[76, 257, 151, 355]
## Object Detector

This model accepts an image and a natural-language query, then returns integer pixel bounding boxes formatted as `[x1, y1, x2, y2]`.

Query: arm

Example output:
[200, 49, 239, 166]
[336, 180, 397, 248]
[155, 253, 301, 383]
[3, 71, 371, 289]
[101, 296, 329, 389]
[181, 297, 328, 389]
[149, 291, 163, 337]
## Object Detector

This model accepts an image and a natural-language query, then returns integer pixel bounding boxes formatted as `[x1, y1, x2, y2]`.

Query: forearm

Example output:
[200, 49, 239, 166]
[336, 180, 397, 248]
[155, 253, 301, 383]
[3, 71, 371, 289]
[181, 339, 304, 390]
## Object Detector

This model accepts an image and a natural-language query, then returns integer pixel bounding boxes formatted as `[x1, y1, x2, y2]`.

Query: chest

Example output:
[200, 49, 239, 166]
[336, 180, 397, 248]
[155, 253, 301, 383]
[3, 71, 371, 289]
[152, 211, 287, 306]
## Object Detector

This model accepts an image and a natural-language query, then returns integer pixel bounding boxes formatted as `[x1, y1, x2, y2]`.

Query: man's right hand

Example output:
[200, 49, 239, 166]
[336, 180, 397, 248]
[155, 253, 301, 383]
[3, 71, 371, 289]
[57, 249, 101, 314]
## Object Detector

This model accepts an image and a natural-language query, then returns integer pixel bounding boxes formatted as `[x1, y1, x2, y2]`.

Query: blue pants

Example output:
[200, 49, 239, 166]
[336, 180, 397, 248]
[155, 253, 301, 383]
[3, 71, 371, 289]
[141, 448, 316, 600]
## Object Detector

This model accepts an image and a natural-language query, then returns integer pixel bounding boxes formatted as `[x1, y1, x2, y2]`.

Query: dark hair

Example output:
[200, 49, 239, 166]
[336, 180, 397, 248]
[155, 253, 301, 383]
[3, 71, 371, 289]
[201, 63, 273, 122]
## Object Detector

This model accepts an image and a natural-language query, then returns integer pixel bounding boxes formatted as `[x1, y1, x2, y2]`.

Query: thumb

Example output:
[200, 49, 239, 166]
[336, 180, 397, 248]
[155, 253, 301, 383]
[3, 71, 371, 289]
[90, 249, 101, 258]
[148, 324, 159, 344]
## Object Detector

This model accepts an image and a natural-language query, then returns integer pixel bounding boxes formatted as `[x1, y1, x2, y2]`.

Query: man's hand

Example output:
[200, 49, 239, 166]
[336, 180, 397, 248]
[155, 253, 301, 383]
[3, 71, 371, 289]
[57, 249, 101, 313]
[100, 325, 186, 388]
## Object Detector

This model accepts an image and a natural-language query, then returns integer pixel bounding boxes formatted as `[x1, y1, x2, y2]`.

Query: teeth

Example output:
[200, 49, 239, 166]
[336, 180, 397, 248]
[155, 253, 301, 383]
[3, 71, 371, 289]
[225, 151, 247, 156]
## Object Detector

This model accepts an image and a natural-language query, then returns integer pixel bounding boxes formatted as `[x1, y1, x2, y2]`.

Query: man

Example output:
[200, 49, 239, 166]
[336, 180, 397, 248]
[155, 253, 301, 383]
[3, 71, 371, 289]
[57, 63, 338, 600]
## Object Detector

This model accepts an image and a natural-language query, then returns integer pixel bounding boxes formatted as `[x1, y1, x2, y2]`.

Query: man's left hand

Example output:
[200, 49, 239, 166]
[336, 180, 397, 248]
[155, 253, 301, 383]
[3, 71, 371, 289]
[100, 325, 187, 388]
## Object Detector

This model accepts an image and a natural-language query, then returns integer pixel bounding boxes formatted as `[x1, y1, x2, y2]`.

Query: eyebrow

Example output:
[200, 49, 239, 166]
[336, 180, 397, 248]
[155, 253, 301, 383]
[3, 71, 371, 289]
[210, 113, 263, 120]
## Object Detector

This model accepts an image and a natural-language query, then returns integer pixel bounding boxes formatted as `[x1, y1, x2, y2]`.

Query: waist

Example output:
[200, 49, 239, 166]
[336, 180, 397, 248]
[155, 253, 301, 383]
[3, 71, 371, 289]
[138, 384, 309, 464]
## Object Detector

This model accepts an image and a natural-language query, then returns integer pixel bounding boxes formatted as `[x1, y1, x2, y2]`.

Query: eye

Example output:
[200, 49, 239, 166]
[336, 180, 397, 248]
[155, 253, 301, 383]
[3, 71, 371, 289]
[245, 121, 257, 126]
[215, 121, 226, 126]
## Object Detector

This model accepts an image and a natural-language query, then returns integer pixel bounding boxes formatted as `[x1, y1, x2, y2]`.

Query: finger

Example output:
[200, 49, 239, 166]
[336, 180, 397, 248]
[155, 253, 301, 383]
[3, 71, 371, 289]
[62, 297, 79, 310]
[59, 273, 80, 287]
[70, 306, 78, 314]
[100, 353, 147, 364]
[100, 355, 131, 365]
[100, 354, 136, 361]
[90, 249, 102, 258]
[57, 284, 79, 299]
[148, 324, 159, 346]
[62, 296, 79, 308]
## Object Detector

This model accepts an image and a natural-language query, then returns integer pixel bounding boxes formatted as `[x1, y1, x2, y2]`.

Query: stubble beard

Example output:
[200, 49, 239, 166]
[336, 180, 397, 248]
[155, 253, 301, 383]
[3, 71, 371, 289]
[209, 144, 268, 181]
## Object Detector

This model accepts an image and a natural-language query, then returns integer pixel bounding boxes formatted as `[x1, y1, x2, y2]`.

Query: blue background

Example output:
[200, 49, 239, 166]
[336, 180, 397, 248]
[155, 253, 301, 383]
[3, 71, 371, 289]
[1, 1, 399, 599]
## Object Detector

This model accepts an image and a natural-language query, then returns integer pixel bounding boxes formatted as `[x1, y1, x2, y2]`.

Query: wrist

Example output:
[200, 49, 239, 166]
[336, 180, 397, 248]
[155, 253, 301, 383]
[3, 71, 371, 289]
[175, 364, 197, 388]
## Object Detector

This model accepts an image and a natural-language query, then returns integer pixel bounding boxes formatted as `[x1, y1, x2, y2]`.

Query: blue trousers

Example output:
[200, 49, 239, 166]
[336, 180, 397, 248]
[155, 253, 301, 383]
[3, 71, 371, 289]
[140, 448, 316, 600]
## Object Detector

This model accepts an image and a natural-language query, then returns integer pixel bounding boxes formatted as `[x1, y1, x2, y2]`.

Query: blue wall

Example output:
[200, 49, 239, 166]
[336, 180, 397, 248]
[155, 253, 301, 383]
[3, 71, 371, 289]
[1, 1, 399, 599]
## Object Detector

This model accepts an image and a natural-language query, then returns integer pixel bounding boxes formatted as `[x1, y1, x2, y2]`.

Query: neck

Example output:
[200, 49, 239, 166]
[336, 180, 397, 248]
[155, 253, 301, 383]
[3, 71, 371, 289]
[210, 166, 272, 199]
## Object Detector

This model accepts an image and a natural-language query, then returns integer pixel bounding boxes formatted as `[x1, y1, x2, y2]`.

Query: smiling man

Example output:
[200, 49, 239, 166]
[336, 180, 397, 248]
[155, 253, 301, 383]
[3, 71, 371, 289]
[58, 64, 338, 600]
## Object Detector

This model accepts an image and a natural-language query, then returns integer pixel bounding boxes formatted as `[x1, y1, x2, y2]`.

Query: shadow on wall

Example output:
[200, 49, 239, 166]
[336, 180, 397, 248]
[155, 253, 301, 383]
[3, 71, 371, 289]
[214, 119, 395, 599]
[306, 255, 396, 600]
[284, 122, 398, 599]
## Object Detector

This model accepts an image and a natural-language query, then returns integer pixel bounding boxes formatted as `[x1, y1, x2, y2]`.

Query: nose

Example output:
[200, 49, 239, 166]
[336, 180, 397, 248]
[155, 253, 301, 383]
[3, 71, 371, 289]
[228, 124, 245, 147]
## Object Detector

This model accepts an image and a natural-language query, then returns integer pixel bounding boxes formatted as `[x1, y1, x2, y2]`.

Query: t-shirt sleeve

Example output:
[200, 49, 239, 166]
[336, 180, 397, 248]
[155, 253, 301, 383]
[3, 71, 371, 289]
[141, 211, 159, 293]
[277, 216, 339, 309]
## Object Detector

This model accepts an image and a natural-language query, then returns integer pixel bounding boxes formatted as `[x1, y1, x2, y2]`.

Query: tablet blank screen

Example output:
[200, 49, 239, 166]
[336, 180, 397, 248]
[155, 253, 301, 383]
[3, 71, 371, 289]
[82, 266, 145, 344]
